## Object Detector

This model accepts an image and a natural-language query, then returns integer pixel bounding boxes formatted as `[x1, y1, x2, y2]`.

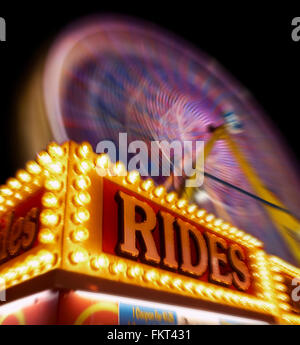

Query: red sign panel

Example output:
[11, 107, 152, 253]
[102, 179, 254, 294]
[0, 189, 43, 264]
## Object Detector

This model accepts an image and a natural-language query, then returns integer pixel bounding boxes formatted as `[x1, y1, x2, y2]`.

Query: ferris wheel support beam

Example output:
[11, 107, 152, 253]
[182, 126, 225, 201]
[183, 126, 300, 264]
[222, 130, 300, 263]
[181, 126, 234, 224]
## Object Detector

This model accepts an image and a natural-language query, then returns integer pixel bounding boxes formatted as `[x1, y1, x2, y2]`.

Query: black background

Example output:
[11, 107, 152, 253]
[0, 3, 299, 184]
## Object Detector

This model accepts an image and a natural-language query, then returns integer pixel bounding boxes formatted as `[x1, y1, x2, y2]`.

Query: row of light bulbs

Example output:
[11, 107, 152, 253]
[0, 143, 66, 293]
[90, 148, 263, 250]
[38, 143, 68, 245]
[68, 250, 273, 314]
[269, 257, 300, 314]
[0, 250, 56, 288]
[0, 161, 44, 213]
[0, 142, 66, 215]
[68, 143, 93, 264]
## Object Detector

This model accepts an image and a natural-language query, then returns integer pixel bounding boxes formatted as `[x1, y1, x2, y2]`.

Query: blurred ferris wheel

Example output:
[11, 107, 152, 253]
[18, 15, 300, 264]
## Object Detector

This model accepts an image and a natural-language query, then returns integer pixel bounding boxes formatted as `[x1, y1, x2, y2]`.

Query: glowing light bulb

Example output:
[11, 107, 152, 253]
[279, 303, 291, 312]
[73, 207, 90, 224]
[278, 293, 290, 302]
[71, 226, 89, 242]
[4, 269, 17, 282]
[74, 191, 91, 206]
[214, 219, 223, 227]
[74, 176, 90, 190]
[221, 223, 230, 230]
[153, 186, 166, 198]
[145, 270, 158, 282]
[96, 154, 110, 169]
[48, 162, 63, 174]
[38, 250, 55, 266]
[196, 285, 204, 295]
[91, 255, 109, 270]
[165, 192, 177, 203]
[187, 204, 197, 214]
[184, 281, 194, 292]
[176, 199, 187, 209]
[111, 261, 127, 274]
[7, 178, 21, 190]
[70, 249, 89, 264]
[39, 229, 55, 244]
[26, 256, 40, 272]
[173, 278, 182, 289]
[76, 160, 93, 174]
[23, 186, 33, 193]
[6, 200, 15, 207]
[196, 209, 206, 218]
[275, 283, 287, 292]
[37, 151, 52, 166]
[205, 214, 215, 222]
[40, 209, 59, 227]
[26, 161, 42, 175]
[113, 162, 126, 176]
[77, 142, 92, 158]
[42, 192, 59, 208]
[0, 187, 13, 196]
[141, 179, 154, 192]
[126, 171, 140, 184]
[16, 264, 28, 276]
[45, 179, 62, 191]
[236, 230, 244, 238]
[229, 227, 238, 234]
[47, 142, 64, 158]
[128, 266, 143, 278]
[160, 274, 170, 286]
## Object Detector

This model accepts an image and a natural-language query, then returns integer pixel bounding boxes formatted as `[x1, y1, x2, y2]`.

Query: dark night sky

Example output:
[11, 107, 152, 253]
[0, 3, 299, 184]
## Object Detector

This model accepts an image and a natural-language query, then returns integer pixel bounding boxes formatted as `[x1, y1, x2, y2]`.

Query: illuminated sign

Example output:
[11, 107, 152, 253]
[102, 180, 251, 292]
[0, 141, 299, 324]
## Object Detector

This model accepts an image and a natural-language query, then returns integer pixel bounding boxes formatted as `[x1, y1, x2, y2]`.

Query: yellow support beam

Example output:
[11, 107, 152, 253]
[182, 126, 225, 201]
[183, 126, 300, 264]
[222, 130, 300, 264]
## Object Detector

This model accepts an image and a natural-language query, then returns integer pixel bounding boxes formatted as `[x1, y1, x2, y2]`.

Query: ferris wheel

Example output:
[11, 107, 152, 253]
[42, 15, 300, 265]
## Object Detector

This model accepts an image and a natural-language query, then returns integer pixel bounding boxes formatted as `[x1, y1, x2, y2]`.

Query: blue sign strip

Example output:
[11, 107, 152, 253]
[119, 303, 177, 325]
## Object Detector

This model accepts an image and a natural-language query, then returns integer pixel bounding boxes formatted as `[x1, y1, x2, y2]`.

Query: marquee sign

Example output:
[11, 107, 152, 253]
[102, 179, 252, 293]
[0, 141, 298, 324]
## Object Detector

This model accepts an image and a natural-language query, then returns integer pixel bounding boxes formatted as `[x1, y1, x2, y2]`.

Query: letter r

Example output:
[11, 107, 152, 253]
[117, 191, 160, 263]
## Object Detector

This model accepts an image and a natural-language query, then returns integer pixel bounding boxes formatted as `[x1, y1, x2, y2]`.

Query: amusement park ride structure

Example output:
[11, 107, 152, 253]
[182, 124, 300, 265]
[2, 16, 298, 324]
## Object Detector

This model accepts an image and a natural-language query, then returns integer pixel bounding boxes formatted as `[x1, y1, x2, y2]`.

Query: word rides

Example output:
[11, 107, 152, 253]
[116, 191, 251, 291]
